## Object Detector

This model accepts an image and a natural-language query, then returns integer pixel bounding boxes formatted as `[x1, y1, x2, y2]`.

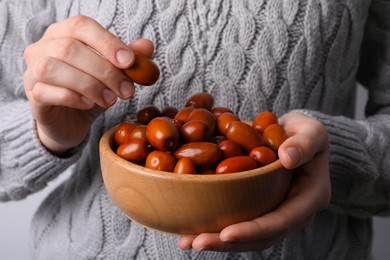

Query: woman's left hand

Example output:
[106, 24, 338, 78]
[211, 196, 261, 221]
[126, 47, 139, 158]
[178, 111, 331, 252]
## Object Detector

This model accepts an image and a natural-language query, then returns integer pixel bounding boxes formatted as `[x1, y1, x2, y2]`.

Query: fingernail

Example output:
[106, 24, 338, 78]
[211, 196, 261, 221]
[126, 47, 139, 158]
[116, 49, 134, 67]
[285, 147, 300, 167]
[195, 245, 211, 251]
[179, 243, 192, 250]
[120, 80, 135, 98]
[102, 89, 117, 105]
[220, 234, 235, 242]
[81, 96, 93, 105]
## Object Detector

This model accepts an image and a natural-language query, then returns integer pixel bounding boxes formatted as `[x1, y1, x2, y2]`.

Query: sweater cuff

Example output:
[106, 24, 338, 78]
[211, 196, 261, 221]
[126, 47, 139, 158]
[293, 109, 385, 217]
[0, 104, 87, 200]
[296, 110, 372, 179]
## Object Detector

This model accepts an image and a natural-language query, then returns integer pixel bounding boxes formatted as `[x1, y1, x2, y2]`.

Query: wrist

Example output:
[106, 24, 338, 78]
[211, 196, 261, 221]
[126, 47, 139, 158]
[36, 124, 73, 157]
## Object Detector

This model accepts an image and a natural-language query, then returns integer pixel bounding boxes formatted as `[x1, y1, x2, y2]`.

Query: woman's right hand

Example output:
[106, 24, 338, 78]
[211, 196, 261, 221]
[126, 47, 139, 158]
[23, 15, 154, 155]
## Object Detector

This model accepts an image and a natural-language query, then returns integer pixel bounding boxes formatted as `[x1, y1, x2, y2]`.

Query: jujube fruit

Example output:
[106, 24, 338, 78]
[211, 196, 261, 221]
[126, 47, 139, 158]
[262, 123, 288, 151]
[146, 117, 179, 151]
[173, 158, 197, 174]
[123, 53, 160, 86]
[249, 146, 277, 166]
[145, 150, 176, 172]
[185, 92, 214, 110]
[161, 106, 179, 118]
[129, 125, 148, 141]
[114, 121, 137, 145]
[174, 142, 221, 170]
[211, 107, 233, 119]
[113, 91, 289, 175]
[181, 120, 211, 142]
[116, 138, 151, 164]
[252, 111, 278, 133]
[217, 112, 240, 135]
[218, 140, 243, 159]
[175, 107, 195, 122]
[225, 121, 263, 153]
[215, 156, 258, 174]
[187, 108, 216, 136]
[136, 105, 161, 125]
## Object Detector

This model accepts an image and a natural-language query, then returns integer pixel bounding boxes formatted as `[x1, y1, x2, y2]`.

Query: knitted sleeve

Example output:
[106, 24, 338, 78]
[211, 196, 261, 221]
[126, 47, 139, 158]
[304, 0, 390, 218]
[0, 0, 83, 201]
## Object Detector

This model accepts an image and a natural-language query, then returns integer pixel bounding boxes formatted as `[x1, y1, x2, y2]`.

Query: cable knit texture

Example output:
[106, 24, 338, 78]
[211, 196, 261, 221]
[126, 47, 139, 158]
[1, 0, 390, 259]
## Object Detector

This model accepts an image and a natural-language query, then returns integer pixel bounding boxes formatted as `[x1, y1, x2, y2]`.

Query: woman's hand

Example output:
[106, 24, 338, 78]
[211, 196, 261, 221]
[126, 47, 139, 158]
[23, 15, 155, 155]
[178, 111, 331, 251]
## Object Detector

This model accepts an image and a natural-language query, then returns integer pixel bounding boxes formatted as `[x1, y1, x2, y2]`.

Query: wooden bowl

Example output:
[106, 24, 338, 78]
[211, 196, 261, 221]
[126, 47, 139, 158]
[99, 125, 292, 235]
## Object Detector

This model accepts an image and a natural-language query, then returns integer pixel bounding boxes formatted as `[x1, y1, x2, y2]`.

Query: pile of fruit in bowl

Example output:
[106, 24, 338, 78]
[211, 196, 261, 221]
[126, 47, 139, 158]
[113, 92, 288, 175]
[99, 92, 292, 235]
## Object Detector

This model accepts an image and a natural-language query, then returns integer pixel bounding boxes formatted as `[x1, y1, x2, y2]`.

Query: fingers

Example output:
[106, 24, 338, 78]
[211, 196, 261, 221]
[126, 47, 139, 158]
[47, 38, 135, 99]
[26, 38, 135, 101]
[178, 215, 316, 252]
[30, 82, 95, 110]
[44, 15, 135, 69]
[277, 112, 331, 211]
[178, 233, 280, 252]
[178, 236, 195, 250]
[24, 16, 157, 110]
[218, 194, 321, 242]
[26, 55, 121, 108]
[278, 112, 329, 169]
[210, 215, 314, 252]
[24, 28, 153, 109]
[178, 185, 323, 252]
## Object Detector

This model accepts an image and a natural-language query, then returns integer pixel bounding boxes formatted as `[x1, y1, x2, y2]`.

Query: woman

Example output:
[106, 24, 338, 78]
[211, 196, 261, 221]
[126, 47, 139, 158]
[0, 0, 389, 259]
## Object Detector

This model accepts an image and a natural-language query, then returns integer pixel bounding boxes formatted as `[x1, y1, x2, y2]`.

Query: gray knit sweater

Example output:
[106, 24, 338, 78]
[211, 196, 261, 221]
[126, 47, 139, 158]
[1, 0, 390, 259]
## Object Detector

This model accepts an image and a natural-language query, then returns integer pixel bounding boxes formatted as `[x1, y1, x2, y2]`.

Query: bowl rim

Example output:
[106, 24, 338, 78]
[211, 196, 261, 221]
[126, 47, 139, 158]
[100, 125, 287, 183]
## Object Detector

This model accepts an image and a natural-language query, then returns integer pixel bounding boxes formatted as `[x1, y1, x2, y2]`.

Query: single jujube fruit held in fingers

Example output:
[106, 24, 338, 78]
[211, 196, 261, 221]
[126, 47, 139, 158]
[123, 53, 160, 86]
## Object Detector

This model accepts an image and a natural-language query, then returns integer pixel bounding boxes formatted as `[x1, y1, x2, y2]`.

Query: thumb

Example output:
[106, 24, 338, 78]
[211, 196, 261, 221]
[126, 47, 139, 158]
[277, 112, 329, 169]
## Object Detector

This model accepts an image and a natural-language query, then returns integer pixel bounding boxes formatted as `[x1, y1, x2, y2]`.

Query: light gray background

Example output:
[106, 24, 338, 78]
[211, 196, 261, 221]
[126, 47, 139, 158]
[0, 85, 389, 259]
